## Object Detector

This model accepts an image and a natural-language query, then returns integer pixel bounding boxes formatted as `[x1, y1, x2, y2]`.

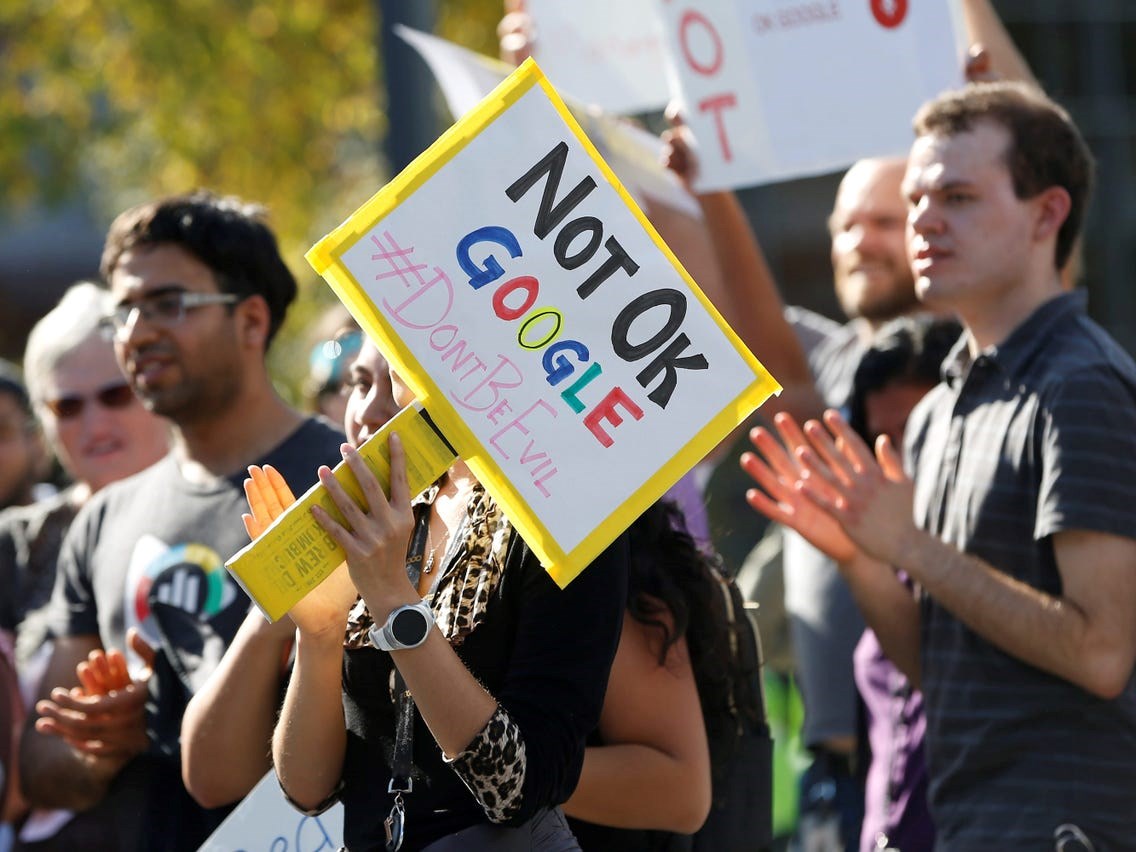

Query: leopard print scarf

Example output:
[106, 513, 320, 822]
[343, 481, 511, 649]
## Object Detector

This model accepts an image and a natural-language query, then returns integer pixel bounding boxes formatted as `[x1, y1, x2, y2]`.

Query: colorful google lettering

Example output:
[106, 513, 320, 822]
[372, 139, 709, 498]
[459, 140, 709, 434]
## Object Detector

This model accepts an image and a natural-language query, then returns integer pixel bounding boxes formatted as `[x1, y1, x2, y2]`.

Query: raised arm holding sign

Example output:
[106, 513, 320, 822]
[229, 57, 776, 612]
[253, 338, 632, 850]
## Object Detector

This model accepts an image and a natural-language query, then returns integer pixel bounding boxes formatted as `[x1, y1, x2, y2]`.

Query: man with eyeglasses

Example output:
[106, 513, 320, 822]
[19, 191, 344, 852]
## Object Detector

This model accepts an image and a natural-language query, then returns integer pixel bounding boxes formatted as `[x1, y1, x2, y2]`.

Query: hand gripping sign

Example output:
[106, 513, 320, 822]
[227, 59, 779, 620]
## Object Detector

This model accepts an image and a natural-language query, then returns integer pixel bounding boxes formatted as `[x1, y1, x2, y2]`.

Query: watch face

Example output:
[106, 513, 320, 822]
[391, 607, 429, 646]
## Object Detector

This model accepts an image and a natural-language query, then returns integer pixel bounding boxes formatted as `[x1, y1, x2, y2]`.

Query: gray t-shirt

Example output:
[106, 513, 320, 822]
[53, 418, 342, 673]
[47, 416, 344, 852]
[785, 306, 867, 412]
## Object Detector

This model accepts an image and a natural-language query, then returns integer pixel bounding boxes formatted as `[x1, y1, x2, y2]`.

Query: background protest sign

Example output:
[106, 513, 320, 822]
[657, 0, 966, 190]
[527, 0, 671, 115]
[393, 24, 512, 123]
[395, 25, 700, 219]
[280, 57, 777, 594]
[197, 770, 343, 851]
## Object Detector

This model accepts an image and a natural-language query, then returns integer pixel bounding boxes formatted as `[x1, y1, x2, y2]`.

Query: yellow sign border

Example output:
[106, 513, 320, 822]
[307, 59, 779, 587]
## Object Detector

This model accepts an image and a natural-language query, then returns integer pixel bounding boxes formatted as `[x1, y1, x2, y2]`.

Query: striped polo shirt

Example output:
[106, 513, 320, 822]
[906, 292, 1136, 850]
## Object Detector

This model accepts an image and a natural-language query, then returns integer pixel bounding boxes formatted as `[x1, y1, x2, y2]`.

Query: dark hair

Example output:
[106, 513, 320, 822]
[0, 360, 31, 417]
[100, 190, 297, 347]
[913, 81, 1094, 271]
[847, 314, 962, 442]
[625, 501, 733, 740]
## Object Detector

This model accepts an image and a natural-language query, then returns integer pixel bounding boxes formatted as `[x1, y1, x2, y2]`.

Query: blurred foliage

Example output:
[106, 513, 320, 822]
[437, 0, 504, 60]
[0, 0, 503, 401]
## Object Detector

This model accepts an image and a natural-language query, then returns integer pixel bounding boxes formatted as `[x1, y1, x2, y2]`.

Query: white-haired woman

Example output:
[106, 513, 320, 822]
[0, 281, 168, 846]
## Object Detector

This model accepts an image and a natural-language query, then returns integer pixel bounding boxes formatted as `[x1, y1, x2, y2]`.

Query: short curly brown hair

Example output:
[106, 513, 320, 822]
[913, 82, 1093, 271]
[100, 190, 297, 348]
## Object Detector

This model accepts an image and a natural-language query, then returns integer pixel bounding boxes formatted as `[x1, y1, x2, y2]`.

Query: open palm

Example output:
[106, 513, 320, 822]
[741, 420, 858, 565]
[243, 464, 359, 639]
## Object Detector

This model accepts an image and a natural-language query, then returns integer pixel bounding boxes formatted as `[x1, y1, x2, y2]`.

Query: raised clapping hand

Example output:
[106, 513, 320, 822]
[35, 629, 154, 773]
[793, 410, 915, 566]
[742, 410, 918, 567]
[243, 462, 359, 642]
[741, 412, 859, 565]
[75, 646, 131, 697]
[242, 463, 299, 541]
[310, 437, 417, 623]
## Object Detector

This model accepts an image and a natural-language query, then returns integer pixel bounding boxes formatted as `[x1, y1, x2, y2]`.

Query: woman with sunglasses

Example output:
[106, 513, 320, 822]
[0, 281, 169, 846]
[303, 306, 367, 428]
[25, 283, 170, 501]
[236, 338, 628, 850]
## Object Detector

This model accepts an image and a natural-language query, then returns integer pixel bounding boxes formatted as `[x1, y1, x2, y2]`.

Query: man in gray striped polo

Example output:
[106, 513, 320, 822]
[744, 81, 1136, 850]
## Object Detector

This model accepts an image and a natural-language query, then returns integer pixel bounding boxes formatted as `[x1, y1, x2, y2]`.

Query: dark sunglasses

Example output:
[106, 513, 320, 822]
[43, 382, 137, 419]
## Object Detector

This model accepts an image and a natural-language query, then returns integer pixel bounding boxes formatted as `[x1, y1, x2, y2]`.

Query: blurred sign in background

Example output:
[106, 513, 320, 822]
[3, 0, 1136, 382]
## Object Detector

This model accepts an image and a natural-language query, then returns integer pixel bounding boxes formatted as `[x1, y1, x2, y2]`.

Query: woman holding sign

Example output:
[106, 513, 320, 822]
[246, 340, 628, 851]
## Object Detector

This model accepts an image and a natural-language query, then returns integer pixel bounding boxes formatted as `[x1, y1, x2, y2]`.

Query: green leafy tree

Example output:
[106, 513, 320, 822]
[0, 0, 503, 393]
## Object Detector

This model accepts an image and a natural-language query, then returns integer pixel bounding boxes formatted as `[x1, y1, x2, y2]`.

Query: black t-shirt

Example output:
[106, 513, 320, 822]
[0, 489, 80, 666]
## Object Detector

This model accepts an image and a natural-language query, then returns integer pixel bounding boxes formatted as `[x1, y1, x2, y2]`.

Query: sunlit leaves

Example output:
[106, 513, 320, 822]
[0, 0, 502, 393]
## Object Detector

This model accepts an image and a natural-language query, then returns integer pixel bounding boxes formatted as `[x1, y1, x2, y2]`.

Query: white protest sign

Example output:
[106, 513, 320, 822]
[395, 25, 700, 218]
[197, 771, 343, 852]
[307, 60, 778, 586]
[528, 0, 671, 114]
[394, 24, 510, 121]
[656, 0, 966, 190]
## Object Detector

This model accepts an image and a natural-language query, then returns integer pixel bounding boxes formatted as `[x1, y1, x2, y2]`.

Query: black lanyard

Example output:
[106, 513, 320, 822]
[385, 505, 431, 852]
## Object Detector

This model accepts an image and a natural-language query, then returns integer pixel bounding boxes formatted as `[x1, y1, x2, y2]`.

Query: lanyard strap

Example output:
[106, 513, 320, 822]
[389, 676, 416, 795]
[390, 505, 430, 789]
[385, 680, 414, 850]
[385, 505, 432, 851]
[404, 503, 430, 590]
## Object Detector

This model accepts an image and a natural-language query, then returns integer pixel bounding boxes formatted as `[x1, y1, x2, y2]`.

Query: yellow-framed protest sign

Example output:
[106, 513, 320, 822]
[228, 58, 778, 618]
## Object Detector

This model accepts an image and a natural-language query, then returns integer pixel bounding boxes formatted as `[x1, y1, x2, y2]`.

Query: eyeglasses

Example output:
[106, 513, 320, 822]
[42, 382, 137, 419]
[99, 290, 240, 340]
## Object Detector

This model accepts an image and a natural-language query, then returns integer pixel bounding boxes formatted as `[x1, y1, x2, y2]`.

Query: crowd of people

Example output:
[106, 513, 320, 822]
[0, 3, 1134, 852]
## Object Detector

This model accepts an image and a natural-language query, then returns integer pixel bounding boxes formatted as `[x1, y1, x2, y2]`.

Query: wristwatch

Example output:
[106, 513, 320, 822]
[369, 601, 435, 651]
